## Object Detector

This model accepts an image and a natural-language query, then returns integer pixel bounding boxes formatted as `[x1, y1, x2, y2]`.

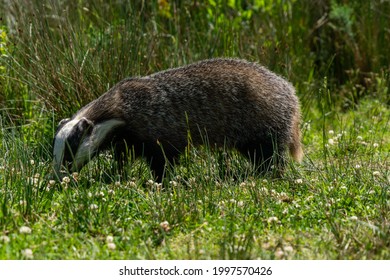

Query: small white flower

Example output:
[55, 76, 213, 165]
[294, 178, 303, 184]
[355, 164, 361, 170]
[62, 176, 70, 184]
[237, 201, 244, 207]
[106, 235, 114, 243]
[107, 242, 116, 250]
[160, 221, 170, 232]
[373, 143, 379, 148]
[146, 180, 155, 186]
[328, 138, 335, 145]
[89, 204, 99, 210]
[357, 136, 363, 141]
[21, 248, 34, 259]
[49, 180, 56, 186]
[71, 172, 79, 180]
[115, 181, 121, 187]
[373, 171, 380, 177]
[30, 160, 35, 166]
[274, 248, 284, 258]
[267, 216, 279, 223]
[19, 226, 32, 234]
[0, 235, 10, 243]
[349, 216, 358, 221]
[328, 130, 334, 135]
[283, 245, 294, 253]
[96, 191, 105, 198]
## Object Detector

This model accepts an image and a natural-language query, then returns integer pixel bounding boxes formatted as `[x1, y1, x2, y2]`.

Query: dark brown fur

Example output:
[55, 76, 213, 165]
[60, 58, 303, 180]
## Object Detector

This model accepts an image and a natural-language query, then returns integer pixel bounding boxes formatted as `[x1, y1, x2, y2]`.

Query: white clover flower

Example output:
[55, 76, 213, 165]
[21, 248, 34, 259]
[274, 248, 284, 258]
[30, 160, 35, 166]
[160, 221, 170, 232]
[115, 181, 121, 187]
[96, 191, 105, 198]
[283, 245, 294, 253]
[328, 130, 334, 135]
[373, 171, 380, 177]
[89, 204, 99, 210]
[146, 179, 155, 186]
[237, 201, 244, 207]
[355, 164, 361, 170]
[107, 242, 116, 250]
[239, 182, 247, 188]
[294, 178, 303, 184]
[0, 235, 10, 243]
[373, 143, 379, 148]
[357, 136, 363, 141]
[71, 172, 79, 180]
[49, 180, 56, 186]
[19, 226, 32, 234]
[106, 235, 114, 243]
[267, 216, 279, 223]
[62, 176, 70, 184]
[328, 138, 335, 145]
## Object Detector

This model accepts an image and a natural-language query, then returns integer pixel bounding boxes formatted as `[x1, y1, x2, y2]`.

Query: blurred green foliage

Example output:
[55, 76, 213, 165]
[0, 0, 389, 122]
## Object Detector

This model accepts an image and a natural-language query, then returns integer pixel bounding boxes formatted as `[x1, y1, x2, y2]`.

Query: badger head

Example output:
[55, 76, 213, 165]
[52, 117, 124, 179]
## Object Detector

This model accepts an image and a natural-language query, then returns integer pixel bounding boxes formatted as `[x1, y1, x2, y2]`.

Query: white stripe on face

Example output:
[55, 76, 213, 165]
[71, 119, 125, 172]
[52, 118, 83, 177]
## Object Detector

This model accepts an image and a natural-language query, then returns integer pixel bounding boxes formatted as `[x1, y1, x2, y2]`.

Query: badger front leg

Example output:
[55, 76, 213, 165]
[112, 140, 131, 177]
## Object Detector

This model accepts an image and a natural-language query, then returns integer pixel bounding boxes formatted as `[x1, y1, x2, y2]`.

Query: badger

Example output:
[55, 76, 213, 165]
[53, 58, 303, 181]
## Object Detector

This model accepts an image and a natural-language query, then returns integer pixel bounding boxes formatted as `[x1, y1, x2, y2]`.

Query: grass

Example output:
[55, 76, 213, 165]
[0, 0, 389, 260]
[0, 94, 388, 260]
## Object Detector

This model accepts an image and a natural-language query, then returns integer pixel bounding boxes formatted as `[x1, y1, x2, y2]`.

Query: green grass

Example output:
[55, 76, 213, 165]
[0, 95, 388, 260]
[0, 0, 389, 260]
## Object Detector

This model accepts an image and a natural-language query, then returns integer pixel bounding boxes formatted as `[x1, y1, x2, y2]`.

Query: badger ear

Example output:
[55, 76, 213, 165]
[58, 118, 70, 127]
[77, 117, 94, 134]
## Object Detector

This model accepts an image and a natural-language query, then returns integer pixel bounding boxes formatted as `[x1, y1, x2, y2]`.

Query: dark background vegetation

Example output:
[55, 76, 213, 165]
[1, 0, 389, 123]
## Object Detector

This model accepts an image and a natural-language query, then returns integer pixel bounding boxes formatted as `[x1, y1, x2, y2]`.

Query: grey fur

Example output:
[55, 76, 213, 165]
[53, 58, 303, 180]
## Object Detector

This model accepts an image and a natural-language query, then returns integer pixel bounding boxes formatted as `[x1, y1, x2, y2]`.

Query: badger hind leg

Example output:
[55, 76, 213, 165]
[289, 112, 304, 163]
[239, 141, 283, 176]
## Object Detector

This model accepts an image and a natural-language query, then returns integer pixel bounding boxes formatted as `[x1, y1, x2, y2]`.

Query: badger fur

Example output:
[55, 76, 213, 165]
[53, 58, 303, 181]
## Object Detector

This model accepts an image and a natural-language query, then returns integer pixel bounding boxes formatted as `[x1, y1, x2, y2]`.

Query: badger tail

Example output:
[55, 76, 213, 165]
[289, 111, 304, 163]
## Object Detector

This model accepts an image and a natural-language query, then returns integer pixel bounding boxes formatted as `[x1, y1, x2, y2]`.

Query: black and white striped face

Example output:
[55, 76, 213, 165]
[52, 116, 125, 179]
